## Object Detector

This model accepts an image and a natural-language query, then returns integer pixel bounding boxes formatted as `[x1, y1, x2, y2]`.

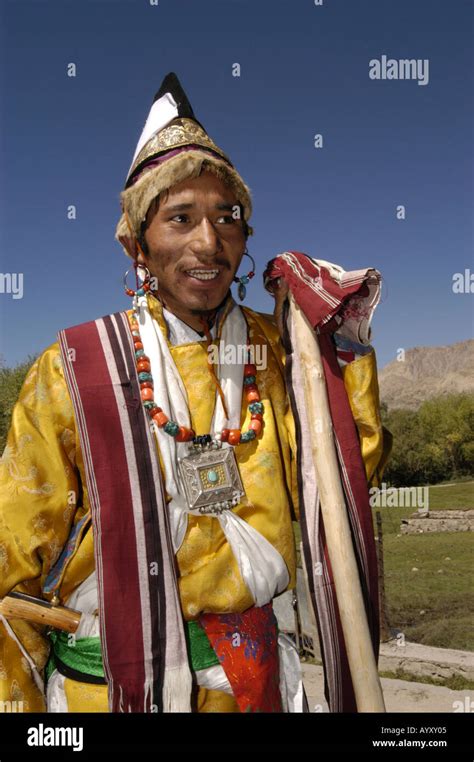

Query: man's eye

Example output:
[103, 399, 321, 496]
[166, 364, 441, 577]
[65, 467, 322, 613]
[170, 214, 189, 223]
[216, 215, 235, 224]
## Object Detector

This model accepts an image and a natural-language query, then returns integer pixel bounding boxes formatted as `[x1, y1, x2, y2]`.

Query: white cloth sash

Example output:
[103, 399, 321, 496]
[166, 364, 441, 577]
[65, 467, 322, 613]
[133, 294, 289, 607]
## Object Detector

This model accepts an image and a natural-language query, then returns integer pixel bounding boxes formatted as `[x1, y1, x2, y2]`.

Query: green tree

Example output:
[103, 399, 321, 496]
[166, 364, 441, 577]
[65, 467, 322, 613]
[0, 356, 37, 455]
[383, 393, 474, 486]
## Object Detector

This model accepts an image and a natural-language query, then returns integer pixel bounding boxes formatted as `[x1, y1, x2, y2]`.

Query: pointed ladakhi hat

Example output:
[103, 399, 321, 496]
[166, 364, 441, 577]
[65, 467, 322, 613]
[115, 72, 253, 257]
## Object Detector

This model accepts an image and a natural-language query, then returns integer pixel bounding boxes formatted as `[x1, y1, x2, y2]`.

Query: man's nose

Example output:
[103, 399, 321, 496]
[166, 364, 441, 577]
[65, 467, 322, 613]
[189, 218, 221, 255]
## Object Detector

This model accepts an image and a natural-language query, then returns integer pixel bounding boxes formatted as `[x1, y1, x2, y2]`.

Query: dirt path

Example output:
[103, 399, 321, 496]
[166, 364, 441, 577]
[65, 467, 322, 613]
[302, 664, 473, 713]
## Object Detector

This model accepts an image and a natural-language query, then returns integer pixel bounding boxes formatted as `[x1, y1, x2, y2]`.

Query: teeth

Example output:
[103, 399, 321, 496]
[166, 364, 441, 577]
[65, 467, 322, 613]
[186, 269, 219, 281]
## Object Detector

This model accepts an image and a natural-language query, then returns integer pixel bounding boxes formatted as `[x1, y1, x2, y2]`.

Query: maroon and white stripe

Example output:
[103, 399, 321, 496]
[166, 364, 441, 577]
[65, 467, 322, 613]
[58, 311, 191, 712]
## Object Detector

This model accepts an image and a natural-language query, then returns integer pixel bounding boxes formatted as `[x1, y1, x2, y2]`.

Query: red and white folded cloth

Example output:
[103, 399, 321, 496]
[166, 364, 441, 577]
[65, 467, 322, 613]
[264, 251, 382, 713]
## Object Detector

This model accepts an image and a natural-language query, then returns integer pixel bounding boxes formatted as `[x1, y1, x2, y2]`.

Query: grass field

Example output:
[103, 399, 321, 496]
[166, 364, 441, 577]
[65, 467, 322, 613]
[424, 480, 474, 511]
[377, 481, 473, 651]
[294, 481, 474, 651]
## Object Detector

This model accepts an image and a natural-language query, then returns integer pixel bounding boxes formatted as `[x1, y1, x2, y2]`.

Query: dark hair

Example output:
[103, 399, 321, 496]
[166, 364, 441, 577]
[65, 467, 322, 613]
[137, 192, 167, 257]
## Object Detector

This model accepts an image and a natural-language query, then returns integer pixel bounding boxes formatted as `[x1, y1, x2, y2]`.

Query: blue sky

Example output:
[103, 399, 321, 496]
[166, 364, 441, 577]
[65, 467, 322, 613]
[0, 0, 472, 369]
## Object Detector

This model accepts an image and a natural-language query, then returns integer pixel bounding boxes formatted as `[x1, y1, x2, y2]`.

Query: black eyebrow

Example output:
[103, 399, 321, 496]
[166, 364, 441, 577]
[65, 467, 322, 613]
[166, 203, 194, 212]
[165, 202, 237, 213]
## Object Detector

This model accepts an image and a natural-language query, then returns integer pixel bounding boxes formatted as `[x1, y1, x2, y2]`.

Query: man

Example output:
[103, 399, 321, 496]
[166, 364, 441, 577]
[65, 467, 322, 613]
[0, 73, 389, 713]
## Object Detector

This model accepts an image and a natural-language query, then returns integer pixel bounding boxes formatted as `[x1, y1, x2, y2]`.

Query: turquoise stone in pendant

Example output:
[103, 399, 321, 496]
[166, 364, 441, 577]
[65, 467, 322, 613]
[207, 469, 218, 483]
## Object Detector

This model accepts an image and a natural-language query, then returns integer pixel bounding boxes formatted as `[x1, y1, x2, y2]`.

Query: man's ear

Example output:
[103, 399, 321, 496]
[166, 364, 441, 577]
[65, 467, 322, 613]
[118, 234, 137, 259]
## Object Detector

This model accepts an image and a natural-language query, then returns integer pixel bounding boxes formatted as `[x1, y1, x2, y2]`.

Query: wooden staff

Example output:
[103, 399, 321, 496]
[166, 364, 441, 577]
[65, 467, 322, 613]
[0, 592, 81, 633]
[289, 292, 386, 712]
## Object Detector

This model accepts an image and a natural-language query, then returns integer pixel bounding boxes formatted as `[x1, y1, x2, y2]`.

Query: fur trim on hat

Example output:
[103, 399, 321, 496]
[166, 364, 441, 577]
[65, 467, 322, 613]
[115, 150, 252, 259]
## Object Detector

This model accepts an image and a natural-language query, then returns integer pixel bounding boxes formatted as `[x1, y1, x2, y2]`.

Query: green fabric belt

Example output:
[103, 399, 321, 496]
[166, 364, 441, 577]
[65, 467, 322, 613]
[46, 630, 105, 683]
[186, 620, 220, 672]
[46, 620, 219, 683]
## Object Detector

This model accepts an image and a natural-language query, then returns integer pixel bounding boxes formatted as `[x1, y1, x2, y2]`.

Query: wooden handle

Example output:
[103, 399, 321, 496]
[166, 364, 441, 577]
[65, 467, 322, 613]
[0, 594, 81, 633]
[290, 293, 385, 712]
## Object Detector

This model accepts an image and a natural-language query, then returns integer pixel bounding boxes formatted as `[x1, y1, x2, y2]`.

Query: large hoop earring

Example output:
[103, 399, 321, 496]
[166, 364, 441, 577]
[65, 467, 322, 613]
[123, 262, 153, 297]
[233, 250, 256, 301]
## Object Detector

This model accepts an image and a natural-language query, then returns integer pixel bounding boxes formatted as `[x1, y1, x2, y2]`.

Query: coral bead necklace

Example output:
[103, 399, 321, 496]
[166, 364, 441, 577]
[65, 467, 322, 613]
[127, 308, 264, 515]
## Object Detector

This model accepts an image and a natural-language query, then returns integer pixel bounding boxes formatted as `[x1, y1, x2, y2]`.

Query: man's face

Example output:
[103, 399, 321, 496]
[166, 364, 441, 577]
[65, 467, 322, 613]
[137, 171, 246, 316]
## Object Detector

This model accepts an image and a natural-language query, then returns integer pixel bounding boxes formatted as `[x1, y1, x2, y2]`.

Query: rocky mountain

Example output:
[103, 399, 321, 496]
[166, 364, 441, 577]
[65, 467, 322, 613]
[378, 339, 474, 410]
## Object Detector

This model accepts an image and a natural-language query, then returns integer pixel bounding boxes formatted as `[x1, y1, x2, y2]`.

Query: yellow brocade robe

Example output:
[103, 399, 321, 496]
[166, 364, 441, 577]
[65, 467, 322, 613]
[0, 295, 389, 712]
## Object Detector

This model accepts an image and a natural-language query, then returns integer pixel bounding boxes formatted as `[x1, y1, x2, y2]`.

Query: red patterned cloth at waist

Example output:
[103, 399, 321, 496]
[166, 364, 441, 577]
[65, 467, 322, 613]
[200, 603, 282, 713]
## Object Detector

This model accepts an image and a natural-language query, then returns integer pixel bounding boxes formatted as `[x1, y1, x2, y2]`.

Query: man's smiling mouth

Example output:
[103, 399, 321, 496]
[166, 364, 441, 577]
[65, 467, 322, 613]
[185, 268, 220, 281]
